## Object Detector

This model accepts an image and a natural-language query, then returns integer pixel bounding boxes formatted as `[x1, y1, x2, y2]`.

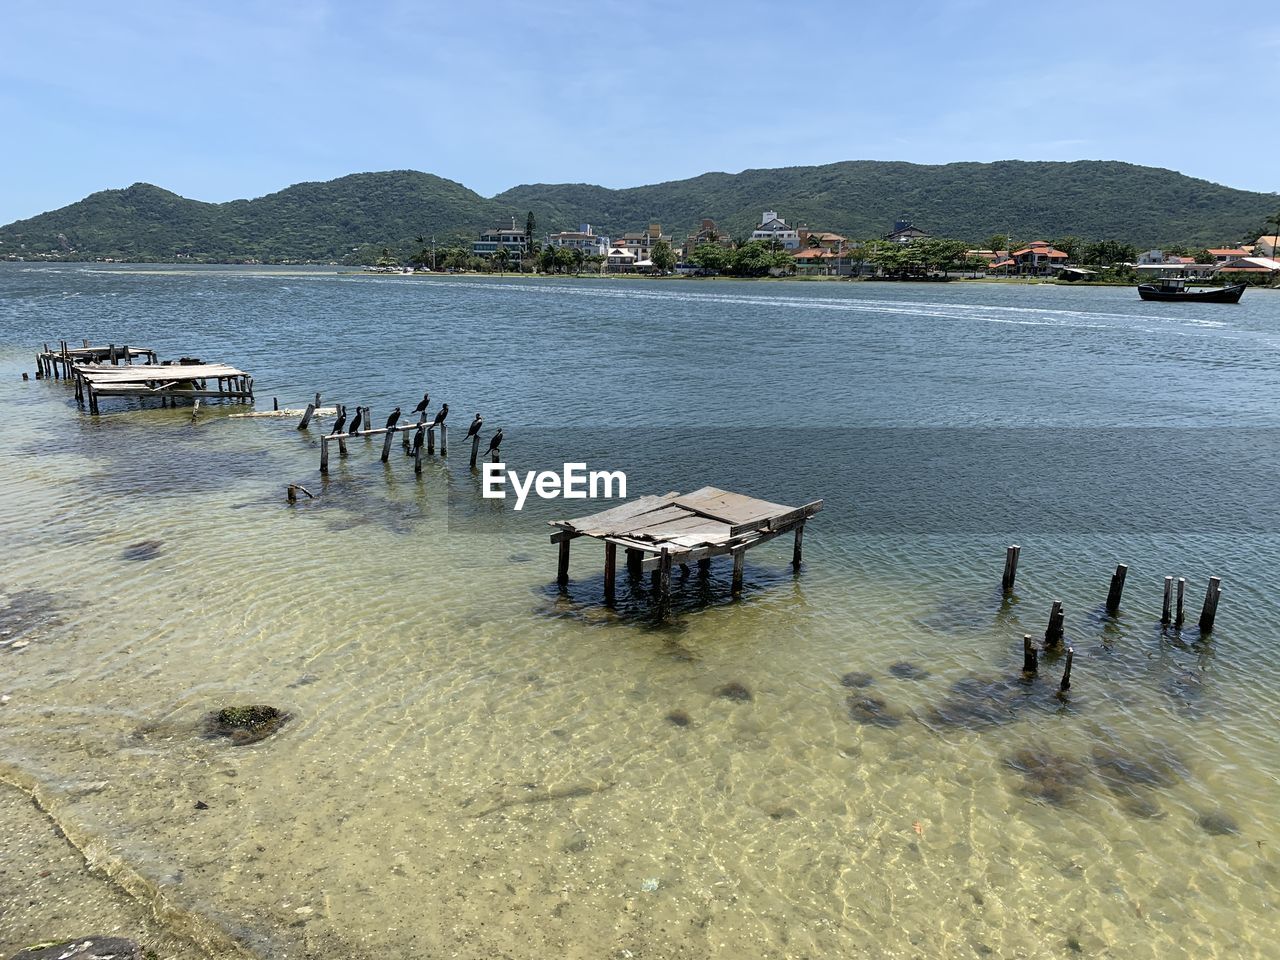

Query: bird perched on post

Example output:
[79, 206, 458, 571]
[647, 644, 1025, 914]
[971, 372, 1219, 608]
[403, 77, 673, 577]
[486, 428, 504, 456]
[432, 403, 449, 427]
[413, 426, 425, 453]
[329, 405, 347, 435]
[385, 407, 401, 430]
[349, 406, 363, 435]
[413, 392, 430, 415]
[465, 413, 483, 439]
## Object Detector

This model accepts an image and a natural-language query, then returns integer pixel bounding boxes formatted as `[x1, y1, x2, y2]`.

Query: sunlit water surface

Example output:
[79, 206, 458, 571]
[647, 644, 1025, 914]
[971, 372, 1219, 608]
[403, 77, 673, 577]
[1, 266, 1278, 958]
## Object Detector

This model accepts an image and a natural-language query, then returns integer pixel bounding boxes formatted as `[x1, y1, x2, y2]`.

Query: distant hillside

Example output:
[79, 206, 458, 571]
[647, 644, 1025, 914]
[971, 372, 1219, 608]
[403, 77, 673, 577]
[1, 161, 1274, 262]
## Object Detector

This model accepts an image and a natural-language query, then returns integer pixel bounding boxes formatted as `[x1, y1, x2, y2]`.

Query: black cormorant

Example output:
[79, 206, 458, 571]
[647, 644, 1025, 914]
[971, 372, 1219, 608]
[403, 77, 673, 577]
[413, 392, 430, 414]
[432, 403, 449, 427]
[465, 413, 483, 439]
[349, 407, 363, 434]
[385, 407, 401, 430]
[329, 405, 347, 435]
[486, 428, 504, 454]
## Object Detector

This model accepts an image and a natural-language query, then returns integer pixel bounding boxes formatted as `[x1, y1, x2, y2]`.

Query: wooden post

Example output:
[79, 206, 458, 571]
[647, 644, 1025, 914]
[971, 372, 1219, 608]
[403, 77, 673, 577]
[470, 433, 480, 468]
[427, 425, 435, 454]
[109, 343, 118, 365]
[1175, 577, 1186, 627]
[1059, 647, 1073, 692]
[1198, 577, 1222, 633]
[603, 541, 617, 603]
[273, 396, 279, 411]
[1022, 634, 1038, 676]
[1161, 576, 1173, 626]
[792, 521, 805, 570]
[440, 423, 447, 456]
[557, 538, 571, 587]
[338, 436, 348, 459]
[380, 428, 396, 463]
[298, 403, 316, 430]
[314, 392, 321, 409]
[698, 557, 711, 575]
[656, 549, 673, 615]
[320, 437, 330, 474]
[414, 435, 424, 476]
[1001, 544, 1021, 593]
[731, 547, 745, 596]
[362, 408, 372, 436]
[1105, 563, 1127, 614]
[403, 420, 413, 451]
[626, 548, 642, 578]
[1044, 600, 1064, 646]
[287, 485, 297, 503]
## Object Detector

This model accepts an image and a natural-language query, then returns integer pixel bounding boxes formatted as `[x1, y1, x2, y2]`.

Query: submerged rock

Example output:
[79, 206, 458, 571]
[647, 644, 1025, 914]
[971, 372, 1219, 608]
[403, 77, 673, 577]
[846, 694, 902, 728]
[1006, 748, 1089, 805]
[927, 675, 1029, 729]
[1197, 809, 1240, 836]
[1091, 744, 1185, 794]
[715, 682, 752, 702]
[839, 671, 875, 689]
[665, 709, 691, 727]
[204, 704, 290, 745]
[10, 938, 142, 960]
[121, 540, 163, 561]
[888, 661, 931, 681]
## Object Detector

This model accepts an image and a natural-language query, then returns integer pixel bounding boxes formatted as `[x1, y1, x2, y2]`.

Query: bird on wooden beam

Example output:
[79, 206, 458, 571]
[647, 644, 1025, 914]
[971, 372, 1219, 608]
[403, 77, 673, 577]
[432, 403, 449, 427]
[413, 392, 430, 415]
[348, 406, 363, 434]
[486, 428, 504, 456]
[385, 406, 401, 430]
[465, 413, 483, 439]
[329, 405, 347, 435]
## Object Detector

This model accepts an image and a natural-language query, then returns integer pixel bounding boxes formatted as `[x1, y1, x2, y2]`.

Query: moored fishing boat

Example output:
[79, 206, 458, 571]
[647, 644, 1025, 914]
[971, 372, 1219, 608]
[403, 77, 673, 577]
[1137, 277, 1246, 303]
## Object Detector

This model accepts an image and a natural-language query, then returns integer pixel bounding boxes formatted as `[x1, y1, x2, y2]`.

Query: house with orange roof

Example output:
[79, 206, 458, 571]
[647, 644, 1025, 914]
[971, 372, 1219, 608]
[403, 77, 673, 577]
[1011, 240, 1069, 276]
[1206, 247, 1248, 263]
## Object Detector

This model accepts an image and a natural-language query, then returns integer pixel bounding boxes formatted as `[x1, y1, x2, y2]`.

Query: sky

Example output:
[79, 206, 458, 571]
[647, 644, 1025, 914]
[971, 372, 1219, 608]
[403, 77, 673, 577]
[1, 0, 1278, 224]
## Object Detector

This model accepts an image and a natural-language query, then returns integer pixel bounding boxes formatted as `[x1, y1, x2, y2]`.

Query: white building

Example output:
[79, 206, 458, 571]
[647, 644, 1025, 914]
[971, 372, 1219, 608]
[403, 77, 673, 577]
[750, 211, 800, 250]
[545, 224, 608, 256]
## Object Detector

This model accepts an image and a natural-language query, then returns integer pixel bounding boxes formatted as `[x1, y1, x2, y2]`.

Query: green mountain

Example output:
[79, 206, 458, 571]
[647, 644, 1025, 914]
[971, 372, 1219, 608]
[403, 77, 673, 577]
[1, 161, 1274, 262]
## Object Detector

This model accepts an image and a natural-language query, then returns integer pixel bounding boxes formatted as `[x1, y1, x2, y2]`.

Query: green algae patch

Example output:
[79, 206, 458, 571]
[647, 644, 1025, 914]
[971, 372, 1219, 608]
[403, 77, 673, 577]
[204, 704, 290, 745]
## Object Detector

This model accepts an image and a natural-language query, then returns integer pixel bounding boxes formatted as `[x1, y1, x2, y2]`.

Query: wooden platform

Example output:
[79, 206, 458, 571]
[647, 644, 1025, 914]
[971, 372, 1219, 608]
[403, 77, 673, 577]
[74, 362, 254, 412]
[550, 486, 823, 609]
[36, 341, 157, 379]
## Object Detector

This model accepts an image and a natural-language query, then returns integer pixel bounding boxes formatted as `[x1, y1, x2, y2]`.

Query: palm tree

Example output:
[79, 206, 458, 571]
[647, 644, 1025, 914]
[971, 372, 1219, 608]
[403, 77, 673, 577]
[493, 244, 511, 275]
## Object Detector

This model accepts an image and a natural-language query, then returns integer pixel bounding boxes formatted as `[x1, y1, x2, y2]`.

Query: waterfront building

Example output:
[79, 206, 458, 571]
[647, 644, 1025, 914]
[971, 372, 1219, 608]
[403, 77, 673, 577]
[751, 211, 800, 250]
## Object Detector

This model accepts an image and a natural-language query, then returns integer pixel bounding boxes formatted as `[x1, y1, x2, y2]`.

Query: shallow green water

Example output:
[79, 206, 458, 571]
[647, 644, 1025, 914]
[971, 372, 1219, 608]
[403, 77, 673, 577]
[1, 266, 1277, 958]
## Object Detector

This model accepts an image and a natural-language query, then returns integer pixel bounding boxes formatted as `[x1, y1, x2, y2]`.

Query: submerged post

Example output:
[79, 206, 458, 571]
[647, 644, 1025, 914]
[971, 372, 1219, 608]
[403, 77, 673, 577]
[440, 423, 447, 456]
[656, 549, 673, 616]
[731, 547, 745, 596]
[626, 548, 642, 579]
[1022, 634, 1038, 676]
[603, 541, 617, 603]
[470, 432, 481, 468]
[1001, 544, 1021, 593]
[414, 434, 424, 476]
[427, 424, 435, 454]
[1175, 577, 1186, 627]
[1059, 647, 1074, 692]
[1161, 576, 1173, 626]
[380, 427, 396, 463]
[792, 521, 805, 570]
[557, 537, 571, 587]
[1198, 577, 1222, 633]
[320, 437, 330, 475]
[298, 403, 316, 430]
[1044, 600, 1064, 647]
[1105, 563, 1127, 615]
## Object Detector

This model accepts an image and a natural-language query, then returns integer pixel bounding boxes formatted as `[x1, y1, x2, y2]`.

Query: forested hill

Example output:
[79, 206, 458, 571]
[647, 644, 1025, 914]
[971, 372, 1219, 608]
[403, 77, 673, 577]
[1, 161, 1274, 262]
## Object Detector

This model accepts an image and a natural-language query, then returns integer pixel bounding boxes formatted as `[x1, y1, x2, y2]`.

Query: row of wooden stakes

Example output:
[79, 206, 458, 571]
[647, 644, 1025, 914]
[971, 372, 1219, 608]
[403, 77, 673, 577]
[1000, 543, 1224, 635]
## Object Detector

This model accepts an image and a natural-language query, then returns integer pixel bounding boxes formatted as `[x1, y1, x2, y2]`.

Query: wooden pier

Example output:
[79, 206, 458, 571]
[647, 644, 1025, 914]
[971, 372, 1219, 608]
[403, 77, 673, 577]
[74, 362, 254, 412]
[36, 341, 157, 380]
[550, 486, 823, 612]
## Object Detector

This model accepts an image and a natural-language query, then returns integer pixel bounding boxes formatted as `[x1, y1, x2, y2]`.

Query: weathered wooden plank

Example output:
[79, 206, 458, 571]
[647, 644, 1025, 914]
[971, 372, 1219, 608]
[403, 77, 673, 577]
[552, 492, 681, 534]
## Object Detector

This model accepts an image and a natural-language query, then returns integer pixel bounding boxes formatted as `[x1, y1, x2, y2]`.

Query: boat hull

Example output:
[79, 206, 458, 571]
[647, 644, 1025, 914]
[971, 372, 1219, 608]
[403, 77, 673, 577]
[1137, 283, 1246, 303]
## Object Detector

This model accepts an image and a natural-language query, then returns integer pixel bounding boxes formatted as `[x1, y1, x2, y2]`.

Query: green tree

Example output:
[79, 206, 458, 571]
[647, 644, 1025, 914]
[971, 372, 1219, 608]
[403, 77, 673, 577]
[1052, 236, 1082, 262]
[987, 235, 1010, 254]
[571, 247, 586, 275]
[728, 240, 774, 277]
[375, 246, 397, 268]
[689, 242, 730, 273]
[1194, 248, 1215, 264]
[554, 246, 576, 273]
[493, 244, 511, 274]
[525, 211, 536, 252]
[538, 245, 558, 273]
[650, 239, 676, 273]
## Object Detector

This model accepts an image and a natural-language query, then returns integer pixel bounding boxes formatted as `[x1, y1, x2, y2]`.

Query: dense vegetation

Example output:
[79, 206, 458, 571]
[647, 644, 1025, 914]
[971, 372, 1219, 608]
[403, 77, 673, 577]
[1, 161, 1274, 263]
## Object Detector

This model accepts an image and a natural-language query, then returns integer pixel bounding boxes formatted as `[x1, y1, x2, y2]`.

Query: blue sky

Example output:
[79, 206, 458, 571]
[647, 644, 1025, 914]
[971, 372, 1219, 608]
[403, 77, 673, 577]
[2, 1, 1277, 224]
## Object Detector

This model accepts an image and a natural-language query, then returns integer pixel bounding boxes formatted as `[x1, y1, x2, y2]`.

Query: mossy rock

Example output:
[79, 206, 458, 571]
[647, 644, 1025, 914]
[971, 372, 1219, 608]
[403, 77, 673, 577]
[204, 704, 290, 745]
[10, 938, 142, 960]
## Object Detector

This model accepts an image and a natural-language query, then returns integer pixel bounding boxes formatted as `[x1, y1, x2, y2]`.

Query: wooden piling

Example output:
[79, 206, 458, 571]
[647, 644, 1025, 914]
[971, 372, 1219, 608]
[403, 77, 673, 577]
[287, 485, 297, 503]
[298, 403, 316, 430]
[1059, 647, 1073, 692]
[731, 547, 745, 596]
[273, 397, 279, 411]
[1022, 634, 1038, 676]
[1044, 600, 1064, 646]
[470, 433, 481, 468]
[657, 549, 673, 615]
[626, 548, 642, 578]
[320, 437, 330, 474]
[698, 557, 711, 574]
[557, 537, 571, 586]
[338, 436, 348, 458]
[603, 541, 617, 603]
[414, 435, 424, 475]
[426, 425, 435, 454]
[1001, 544, 1021, 593]
[380, 428, 396, 463]
[1175, 577, 1186, 627]
[439, 423, 447, 456]
[1198, 577, 1222, 633]
[1104, 563, 1127, 614]
[1161, 576, 1173, 626]
[792, 521, 805, 569]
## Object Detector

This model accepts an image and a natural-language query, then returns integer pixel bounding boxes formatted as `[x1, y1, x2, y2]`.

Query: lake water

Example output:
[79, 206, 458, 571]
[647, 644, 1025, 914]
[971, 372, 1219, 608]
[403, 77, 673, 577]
[1, 266, 1278, 958]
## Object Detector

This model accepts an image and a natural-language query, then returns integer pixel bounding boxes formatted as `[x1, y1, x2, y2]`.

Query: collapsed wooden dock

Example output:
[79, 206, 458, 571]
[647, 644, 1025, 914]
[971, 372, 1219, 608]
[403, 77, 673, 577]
[36, 341, 158, 379]
[550, 486, 823, 610]
[74, 362, 254, 412]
